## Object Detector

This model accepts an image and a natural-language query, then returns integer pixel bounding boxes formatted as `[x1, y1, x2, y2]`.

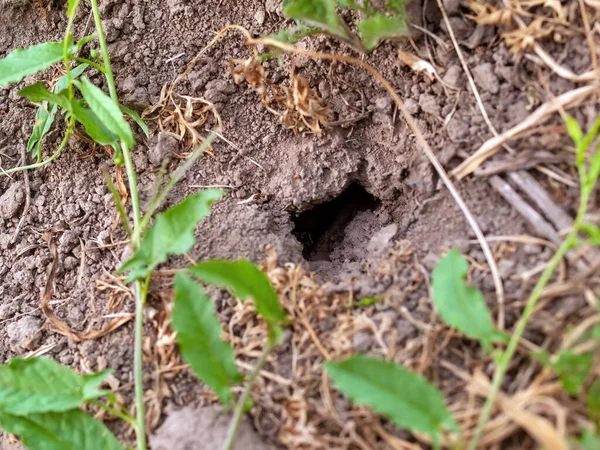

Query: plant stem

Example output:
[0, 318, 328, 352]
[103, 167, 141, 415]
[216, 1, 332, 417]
[91, 401, 137, 427]
[135, 132, 218, 242]
[467, 190, 588, 450]
[89, 1, 145, 448]
[72, 56, 107, 74]
[62, 0, 82, 99]
[1, 121, 74, 176]
[221, 340, 273, 450]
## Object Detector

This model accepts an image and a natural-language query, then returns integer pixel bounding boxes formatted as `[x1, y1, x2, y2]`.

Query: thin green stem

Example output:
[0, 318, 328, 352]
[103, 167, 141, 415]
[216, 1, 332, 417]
[134, 132, 218, 243]
[467, 190, 589, 450]
[72, 57, 107, 74]
[1, 120, 74, 176]
[89, 1, 145, 448]
[221, 340, 273, 450]
[62, 0, 82, 98]
[91, 401, 137, 427]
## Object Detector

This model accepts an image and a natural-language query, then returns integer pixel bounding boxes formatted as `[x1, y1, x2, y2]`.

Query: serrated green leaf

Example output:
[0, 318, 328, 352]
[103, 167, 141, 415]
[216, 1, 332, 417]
[325, 355, 457, 440]
[535, 350, 593, 396]
[0, 41, 64, 86]
[74, 77, 134, 149]
[588, 378, 600, 422]
[283, 0, 352, 42]
[71, 100, 119, 146]
[0, 409, 123, 450]
[173, 273, 243, 405]
[188, 260, 286, 327]
[432, 249, 499, 350]
[358, 13, 408, 49]
[19, 83, 72, 110]
[119, 190, 223, 281]
[119, 104, 150, 138]
[0, 357, 110, 416]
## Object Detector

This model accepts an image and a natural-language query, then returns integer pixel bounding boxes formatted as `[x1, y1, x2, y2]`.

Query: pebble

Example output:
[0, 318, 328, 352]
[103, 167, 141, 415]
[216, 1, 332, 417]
[6, 316, 41, 353]
[419, 93, 441, 116]
[0, 182, 25, 219]
[149, 132, 179, 167]
[446, 117, 469, 143]
[472, 63, 500, 94]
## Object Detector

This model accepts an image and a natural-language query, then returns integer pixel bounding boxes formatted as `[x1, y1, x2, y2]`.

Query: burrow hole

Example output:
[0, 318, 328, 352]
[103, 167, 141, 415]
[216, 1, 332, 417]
[291, 183, 380, 262]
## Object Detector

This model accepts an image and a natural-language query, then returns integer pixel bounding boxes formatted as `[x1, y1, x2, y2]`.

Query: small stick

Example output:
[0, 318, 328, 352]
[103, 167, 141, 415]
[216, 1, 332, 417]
[11, 145, 31, 244]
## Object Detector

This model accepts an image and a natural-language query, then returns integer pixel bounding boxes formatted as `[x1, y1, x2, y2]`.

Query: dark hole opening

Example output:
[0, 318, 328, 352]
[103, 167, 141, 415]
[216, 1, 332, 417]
[291, 183, 380, 262]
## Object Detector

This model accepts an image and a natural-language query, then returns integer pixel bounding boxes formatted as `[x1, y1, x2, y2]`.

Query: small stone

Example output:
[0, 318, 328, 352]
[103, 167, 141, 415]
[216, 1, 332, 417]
[443, 65, 463, 88]
[6, 316, 41, 353]
[58, 230, 79, 254]
[446, 118, 469, 142]
[265, 0, 281, 14]
[418, 93, 441, 116]
[254, 8, 266, 25]
[374, 96, 393, 114]
[404, 98, 420, 115]
[443, 0, 461, 14]
[498, 259, 514, 279]
[64, 256, 78, 270]
[367, 224, 398, 255]
[149, 132, 178, 167]
[121, 75, 136, 93]
[473, 63, 500, 94]
[523, 243, 542, 255]
[353, 331, 372, 352]
[0, 182, 24, 219]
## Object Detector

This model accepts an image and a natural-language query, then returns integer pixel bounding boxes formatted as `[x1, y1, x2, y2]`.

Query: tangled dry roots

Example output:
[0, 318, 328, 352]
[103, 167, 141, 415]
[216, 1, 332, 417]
[228, 58, 331, 134]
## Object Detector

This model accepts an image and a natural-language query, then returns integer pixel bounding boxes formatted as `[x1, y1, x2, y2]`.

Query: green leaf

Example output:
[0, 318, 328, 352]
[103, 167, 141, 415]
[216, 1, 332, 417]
[119, 190, 223, 281]
[67, 0, 80, 18]
[325, 355, 457, 441]
[0, 409, 123, 450]
[385, 0, 406, 15]
[27, 103, 57, 160]
[71, 100, 119, 146]
[581, 224, 600, 245]
[73, 34, 97, 52]
[119, 104, 150, 138]
[74, 77, 134, 149]
[188, 260, 286, 327]
[358, 13, 408, 50]
[172, 273, 243, 405]
[0, 41, 64, 86]
[25, 65, 88, 159]
[432, 249, 499, 350]
[0, 357, 110, 416]
[575, 429, 600, 450]
[283, 0, 353, 43]
[19, 83, 72, 110]
[346, 296, 383, 309]
[534, 350, 593, 396]
[587, 378, 600, 422]
[565, 114, 583, 148]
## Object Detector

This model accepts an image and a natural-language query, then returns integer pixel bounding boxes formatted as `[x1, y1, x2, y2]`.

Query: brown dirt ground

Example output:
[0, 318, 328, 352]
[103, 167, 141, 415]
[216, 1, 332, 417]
[0, 0, 599, 449]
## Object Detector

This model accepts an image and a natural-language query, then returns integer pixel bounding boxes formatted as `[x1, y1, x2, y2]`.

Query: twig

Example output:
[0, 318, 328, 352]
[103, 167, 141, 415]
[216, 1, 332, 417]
[452, 85, 596, 179]
[11, 145, 31, 244]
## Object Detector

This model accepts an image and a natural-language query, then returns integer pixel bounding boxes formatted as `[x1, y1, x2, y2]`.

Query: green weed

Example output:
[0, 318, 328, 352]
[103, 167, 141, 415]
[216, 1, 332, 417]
[276, 0, 409, 52]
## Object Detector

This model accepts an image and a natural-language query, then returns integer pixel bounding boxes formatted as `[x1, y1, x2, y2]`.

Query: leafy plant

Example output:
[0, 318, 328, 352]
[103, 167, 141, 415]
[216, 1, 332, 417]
[0, 358, 125, 450]
[325, 355, 458, 445]
[279, 0, 409, 51]
[534, 350, 593, 396]
[466, 114, 600, 449]
[432, 249, 507, 353]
